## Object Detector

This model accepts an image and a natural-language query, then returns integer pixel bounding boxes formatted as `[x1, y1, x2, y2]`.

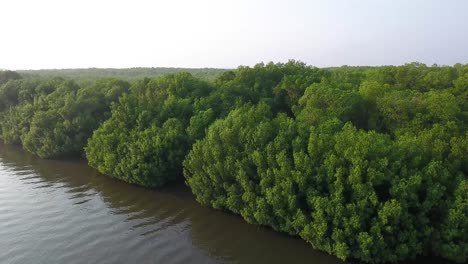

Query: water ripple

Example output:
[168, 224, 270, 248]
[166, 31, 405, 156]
[0, 143, 347, 264]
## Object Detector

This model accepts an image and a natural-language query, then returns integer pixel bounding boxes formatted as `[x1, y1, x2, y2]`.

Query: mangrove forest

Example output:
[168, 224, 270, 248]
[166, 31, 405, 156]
[0, 62, 466, 263]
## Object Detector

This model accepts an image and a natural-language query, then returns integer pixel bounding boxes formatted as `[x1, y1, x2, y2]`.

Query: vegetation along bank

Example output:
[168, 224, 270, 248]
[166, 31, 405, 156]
[0, 62, 466, 263]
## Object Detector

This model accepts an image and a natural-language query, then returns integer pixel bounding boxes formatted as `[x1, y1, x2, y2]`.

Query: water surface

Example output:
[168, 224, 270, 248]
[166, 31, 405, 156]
[0, 143, 344, 264]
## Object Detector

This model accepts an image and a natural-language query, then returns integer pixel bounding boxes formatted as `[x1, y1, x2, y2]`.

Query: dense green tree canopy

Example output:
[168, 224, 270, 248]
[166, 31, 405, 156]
[85, 73, 215, 187]
[212, 61, 326, 115]
[1, 63, 466, 263]
[0, 77, 129, 158]
[17, 67, 226, 83]
[184, 62, 468, 263]
[0, 70, 21, 86]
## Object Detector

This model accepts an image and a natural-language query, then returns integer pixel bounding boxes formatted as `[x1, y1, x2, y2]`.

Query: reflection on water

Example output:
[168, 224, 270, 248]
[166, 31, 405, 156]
[0, 143, 344, 264]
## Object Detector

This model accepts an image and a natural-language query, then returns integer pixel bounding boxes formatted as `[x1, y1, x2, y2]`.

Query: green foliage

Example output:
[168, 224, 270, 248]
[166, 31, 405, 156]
[433, 178, 468, 263]
[0, 70, 21, 86]
[85, 73, 214, 187]
[2, 63, 467, 263]
[213, 60, 326, 116]
[17, 67, 226, 83]
[0, 76, 129, 158]
[296, 82, 366, 128]
[1, 104, 35, 144]
[184, 63, 468, 263]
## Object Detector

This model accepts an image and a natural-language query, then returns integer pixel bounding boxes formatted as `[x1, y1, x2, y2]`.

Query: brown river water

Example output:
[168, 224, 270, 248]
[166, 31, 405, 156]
[0, 143, 454, 264]
[0, 143, 345, 264]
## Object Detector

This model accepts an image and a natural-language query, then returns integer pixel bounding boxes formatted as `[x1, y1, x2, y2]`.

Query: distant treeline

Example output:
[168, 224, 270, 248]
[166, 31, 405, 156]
[0, 62, 466, 263]
[17, 67, 227, 83]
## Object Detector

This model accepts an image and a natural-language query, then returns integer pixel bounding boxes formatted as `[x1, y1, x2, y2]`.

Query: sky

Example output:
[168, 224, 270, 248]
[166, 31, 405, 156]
[1, 0, 467, 69]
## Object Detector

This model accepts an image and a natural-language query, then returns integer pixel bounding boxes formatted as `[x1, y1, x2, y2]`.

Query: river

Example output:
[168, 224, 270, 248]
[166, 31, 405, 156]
[0, 143, 346, 264]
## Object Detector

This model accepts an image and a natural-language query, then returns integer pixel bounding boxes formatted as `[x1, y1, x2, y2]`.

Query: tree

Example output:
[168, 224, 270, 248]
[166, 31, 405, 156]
[0, 70, 21, 86]
[85, 73, 214, 187]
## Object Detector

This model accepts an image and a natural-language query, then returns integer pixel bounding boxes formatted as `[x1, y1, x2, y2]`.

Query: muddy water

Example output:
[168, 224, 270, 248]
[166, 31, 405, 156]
[0, 143, 344, 264]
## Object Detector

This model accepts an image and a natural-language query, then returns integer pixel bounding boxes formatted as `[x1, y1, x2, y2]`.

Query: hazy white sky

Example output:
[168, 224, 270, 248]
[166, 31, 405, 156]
[1, 0, 467, 69]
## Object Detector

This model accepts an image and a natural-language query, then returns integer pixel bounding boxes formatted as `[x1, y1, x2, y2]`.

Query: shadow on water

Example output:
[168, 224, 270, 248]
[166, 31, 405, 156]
[0, 143, 454, 264]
